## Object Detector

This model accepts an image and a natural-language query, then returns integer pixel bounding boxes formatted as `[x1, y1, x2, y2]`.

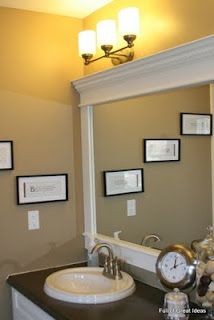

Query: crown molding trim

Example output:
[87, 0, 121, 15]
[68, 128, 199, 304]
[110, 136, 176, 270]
[73, 36, 214, 107]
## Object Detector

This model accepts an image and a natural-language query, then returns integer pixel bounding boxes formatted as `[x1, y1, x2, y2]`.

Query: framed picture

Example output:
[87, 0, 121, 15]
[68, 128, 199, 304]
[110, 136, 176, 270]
[144, 139, 180, 163]
[103, 168, 144, 197]
[0, 141, 13, 170]
[16, 174, 68, 205]
[180, 113, 212, 135]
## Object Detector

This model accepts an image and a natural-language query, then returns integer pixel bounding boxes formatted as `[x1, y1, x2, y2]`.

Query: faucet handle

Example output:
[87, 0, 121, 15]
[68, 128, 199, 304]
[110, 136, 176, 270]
[108, 257, 114, 275]
[113, 256, 123, 280]
[103, 255, 109, 275]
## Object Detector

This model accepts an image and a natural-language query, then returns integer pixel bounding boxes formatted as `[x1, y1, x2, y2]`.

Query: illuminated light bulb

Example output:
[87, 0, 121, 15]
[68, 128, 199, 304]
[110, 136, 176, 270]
[78, 30, 96, 56]
[118, 7, 140, 37]
[96, 19, 117, 47]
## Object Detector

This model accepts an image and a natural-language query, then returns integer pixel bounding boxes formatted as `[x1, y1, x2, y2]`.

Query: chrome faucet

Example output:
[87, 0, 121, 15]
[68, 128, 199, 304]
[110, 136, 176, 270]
[141, 234, 161, 247]
[90, 243, 122, 280]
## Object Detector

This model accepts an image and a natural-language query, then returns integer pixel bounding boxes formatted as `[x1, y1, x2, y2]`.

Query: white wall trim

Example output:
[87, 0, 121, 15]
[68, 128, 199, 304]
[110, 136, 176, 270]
[210, 84, 214, 225]
[72, 36, 214, 272]
[94, 234, 159, 272]
[80, 106, 97, 248]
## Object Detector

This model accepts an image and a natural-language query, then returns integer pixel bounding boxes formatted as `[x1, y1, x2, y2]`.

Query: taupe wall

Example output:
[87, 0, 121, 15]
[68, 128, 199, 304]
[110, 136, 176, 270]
[94, 86, 212, 247]
[0, 8, 85, 320]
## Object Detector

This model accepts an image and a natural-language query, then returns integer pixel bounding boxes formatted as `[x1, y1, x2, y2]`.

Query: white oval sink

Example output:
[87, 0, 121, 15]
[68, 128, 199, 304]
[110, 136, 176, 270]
[44, 267, 135, 304]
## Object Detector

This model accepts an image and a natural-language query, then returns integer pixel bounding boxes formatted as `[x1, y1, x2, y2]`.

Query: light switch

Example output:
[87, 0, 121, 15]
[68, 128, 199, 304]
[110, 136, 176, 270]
[127, 199, 136, 216]
[28, 210, 40, 230]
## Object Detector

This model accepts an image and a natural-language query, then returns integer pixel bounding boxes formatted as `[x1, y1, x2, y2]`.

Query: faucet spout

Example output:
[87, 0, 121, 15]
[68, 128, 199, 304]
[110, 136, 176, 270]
[90, 242, 122, 280]
[91, 243, 114, 260]
[141, 234, 161, 247]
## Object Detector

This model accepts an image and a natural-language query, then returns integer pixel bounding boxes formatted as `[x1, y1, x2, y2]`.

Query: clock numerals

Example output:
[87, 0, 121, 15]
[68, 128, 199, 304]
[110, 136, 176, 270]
[161, 252, 187, 283]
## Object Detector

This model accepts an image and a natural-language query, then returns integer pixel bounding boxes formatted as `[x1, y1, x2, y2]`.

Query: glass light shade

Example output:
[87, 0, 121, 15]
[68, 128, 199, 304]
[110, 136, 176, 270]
[78, 30, 96, 56]
[96, 20, 117, 47]
[118, 7, 140, 36]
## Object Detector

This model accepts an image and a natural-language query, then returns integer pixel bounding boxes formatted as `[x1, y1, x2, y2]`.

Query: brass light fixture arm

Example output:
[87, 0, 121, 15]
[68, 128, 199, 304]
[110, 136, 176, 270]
[82, 42, 134, 65]
[82, 53, 110, 65]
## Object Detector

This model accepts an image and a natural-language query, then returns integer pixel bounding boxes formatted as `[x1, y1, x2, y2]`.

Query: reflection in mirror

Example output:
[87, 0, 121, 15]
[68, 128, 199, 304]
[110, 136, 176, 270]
[93, 85, 212, 249]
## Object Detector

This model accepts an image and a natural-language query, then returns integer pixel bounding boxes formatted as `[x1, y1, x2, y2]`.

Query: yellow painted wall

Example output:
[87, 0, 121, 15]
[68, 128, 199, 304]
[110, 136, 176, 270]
[0, 7, 84, 320]
[83, 0, 214, 74]
[0, 7, 83, 102]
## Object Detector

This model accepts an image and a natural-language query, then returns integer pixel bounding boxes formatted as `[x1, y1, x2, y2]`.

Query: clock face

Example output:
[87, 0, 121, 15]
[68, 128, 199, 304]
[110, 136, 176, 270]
[161, 252, 187, 283]
[156, 244, 196, 290]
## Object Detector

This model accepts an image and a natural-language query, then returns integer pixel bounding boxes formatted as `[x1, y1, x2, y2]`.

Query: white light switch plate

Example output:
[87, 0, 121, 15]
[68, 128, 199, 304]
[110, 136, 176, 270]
[127, 199, 136, 216]
[28, 210, 40, 230]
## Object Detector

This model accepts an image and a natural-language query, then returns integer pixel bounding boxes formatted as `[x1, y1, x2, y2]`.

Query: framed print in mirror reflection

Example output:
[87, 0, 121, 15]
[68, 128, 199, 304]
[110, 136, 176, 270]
[144, 139, 180, 163]
[104, 168, 144, 197]
[180, 113, 212, 135]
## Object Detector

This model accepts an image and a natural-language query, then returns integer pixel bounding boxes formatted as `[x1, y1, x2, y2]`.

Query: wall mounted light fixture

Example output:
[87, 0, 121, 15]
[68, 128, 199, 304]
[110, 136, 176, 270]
[78, 7, 140, 66]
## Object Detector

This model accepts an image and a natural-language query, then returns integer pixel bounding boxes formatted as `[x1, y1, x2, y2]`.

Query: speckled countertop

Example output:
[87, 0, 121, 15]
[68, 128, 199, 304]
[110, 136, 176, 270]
[7, 262, 203, 320]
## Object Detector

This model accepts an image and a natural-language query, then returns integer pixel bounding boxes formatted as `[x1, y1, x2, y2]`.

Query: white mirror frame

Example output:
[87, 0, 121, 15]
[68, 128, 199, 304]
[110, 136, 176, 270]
[73, 36, 214, 273]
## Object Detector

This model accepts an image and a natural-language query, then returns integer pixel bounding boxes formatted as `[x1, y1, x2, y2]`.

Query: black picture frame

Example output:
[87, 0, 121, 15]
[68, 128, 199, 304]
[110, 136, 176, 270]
[0, 140, 14, 170]
[103, 168, 144, 197]
[16, 174, 68, 205]
[144, 139, 180, 163]
[180, 113, 212, 135]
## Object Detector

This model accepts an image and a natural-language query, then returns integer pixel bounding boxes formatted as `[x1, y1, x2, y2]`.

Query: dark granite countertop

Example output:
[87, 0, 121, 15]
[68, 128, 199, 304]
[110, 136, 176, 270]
[7, 262, 203, 320]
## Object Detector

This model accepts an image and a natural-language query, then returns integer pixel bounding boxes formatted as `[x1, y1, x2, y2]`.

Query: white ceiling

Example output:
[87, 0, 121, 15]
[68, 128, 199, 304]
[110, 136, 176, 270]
[0, 0, 113, 18]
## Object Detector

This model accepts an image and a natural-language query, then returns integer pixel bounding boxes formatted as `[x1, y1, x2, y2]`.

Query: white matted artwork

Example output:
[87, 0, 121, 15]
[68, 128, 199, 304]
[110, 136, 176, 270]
[0, 141, 13, 170]
[144, 139, 180, 163]
[104, 169, 144, 196]
[180, 113, 212, 135]
[16, 174, 68, 204]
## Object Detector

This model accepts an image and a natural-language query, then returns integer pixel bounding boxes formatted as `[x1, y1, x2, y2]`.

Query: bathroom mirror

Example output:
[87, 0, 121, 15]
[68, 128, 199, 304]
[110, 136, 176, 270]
[73, 35, 214, 272]
[93, 85, 212, 249]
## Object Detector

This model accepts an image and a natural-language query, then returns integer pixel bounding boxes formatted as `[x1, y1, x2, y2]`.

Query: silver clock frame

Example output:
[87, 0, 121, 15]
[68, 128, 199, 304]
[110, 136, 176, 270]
[156, 244, 197, 290]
